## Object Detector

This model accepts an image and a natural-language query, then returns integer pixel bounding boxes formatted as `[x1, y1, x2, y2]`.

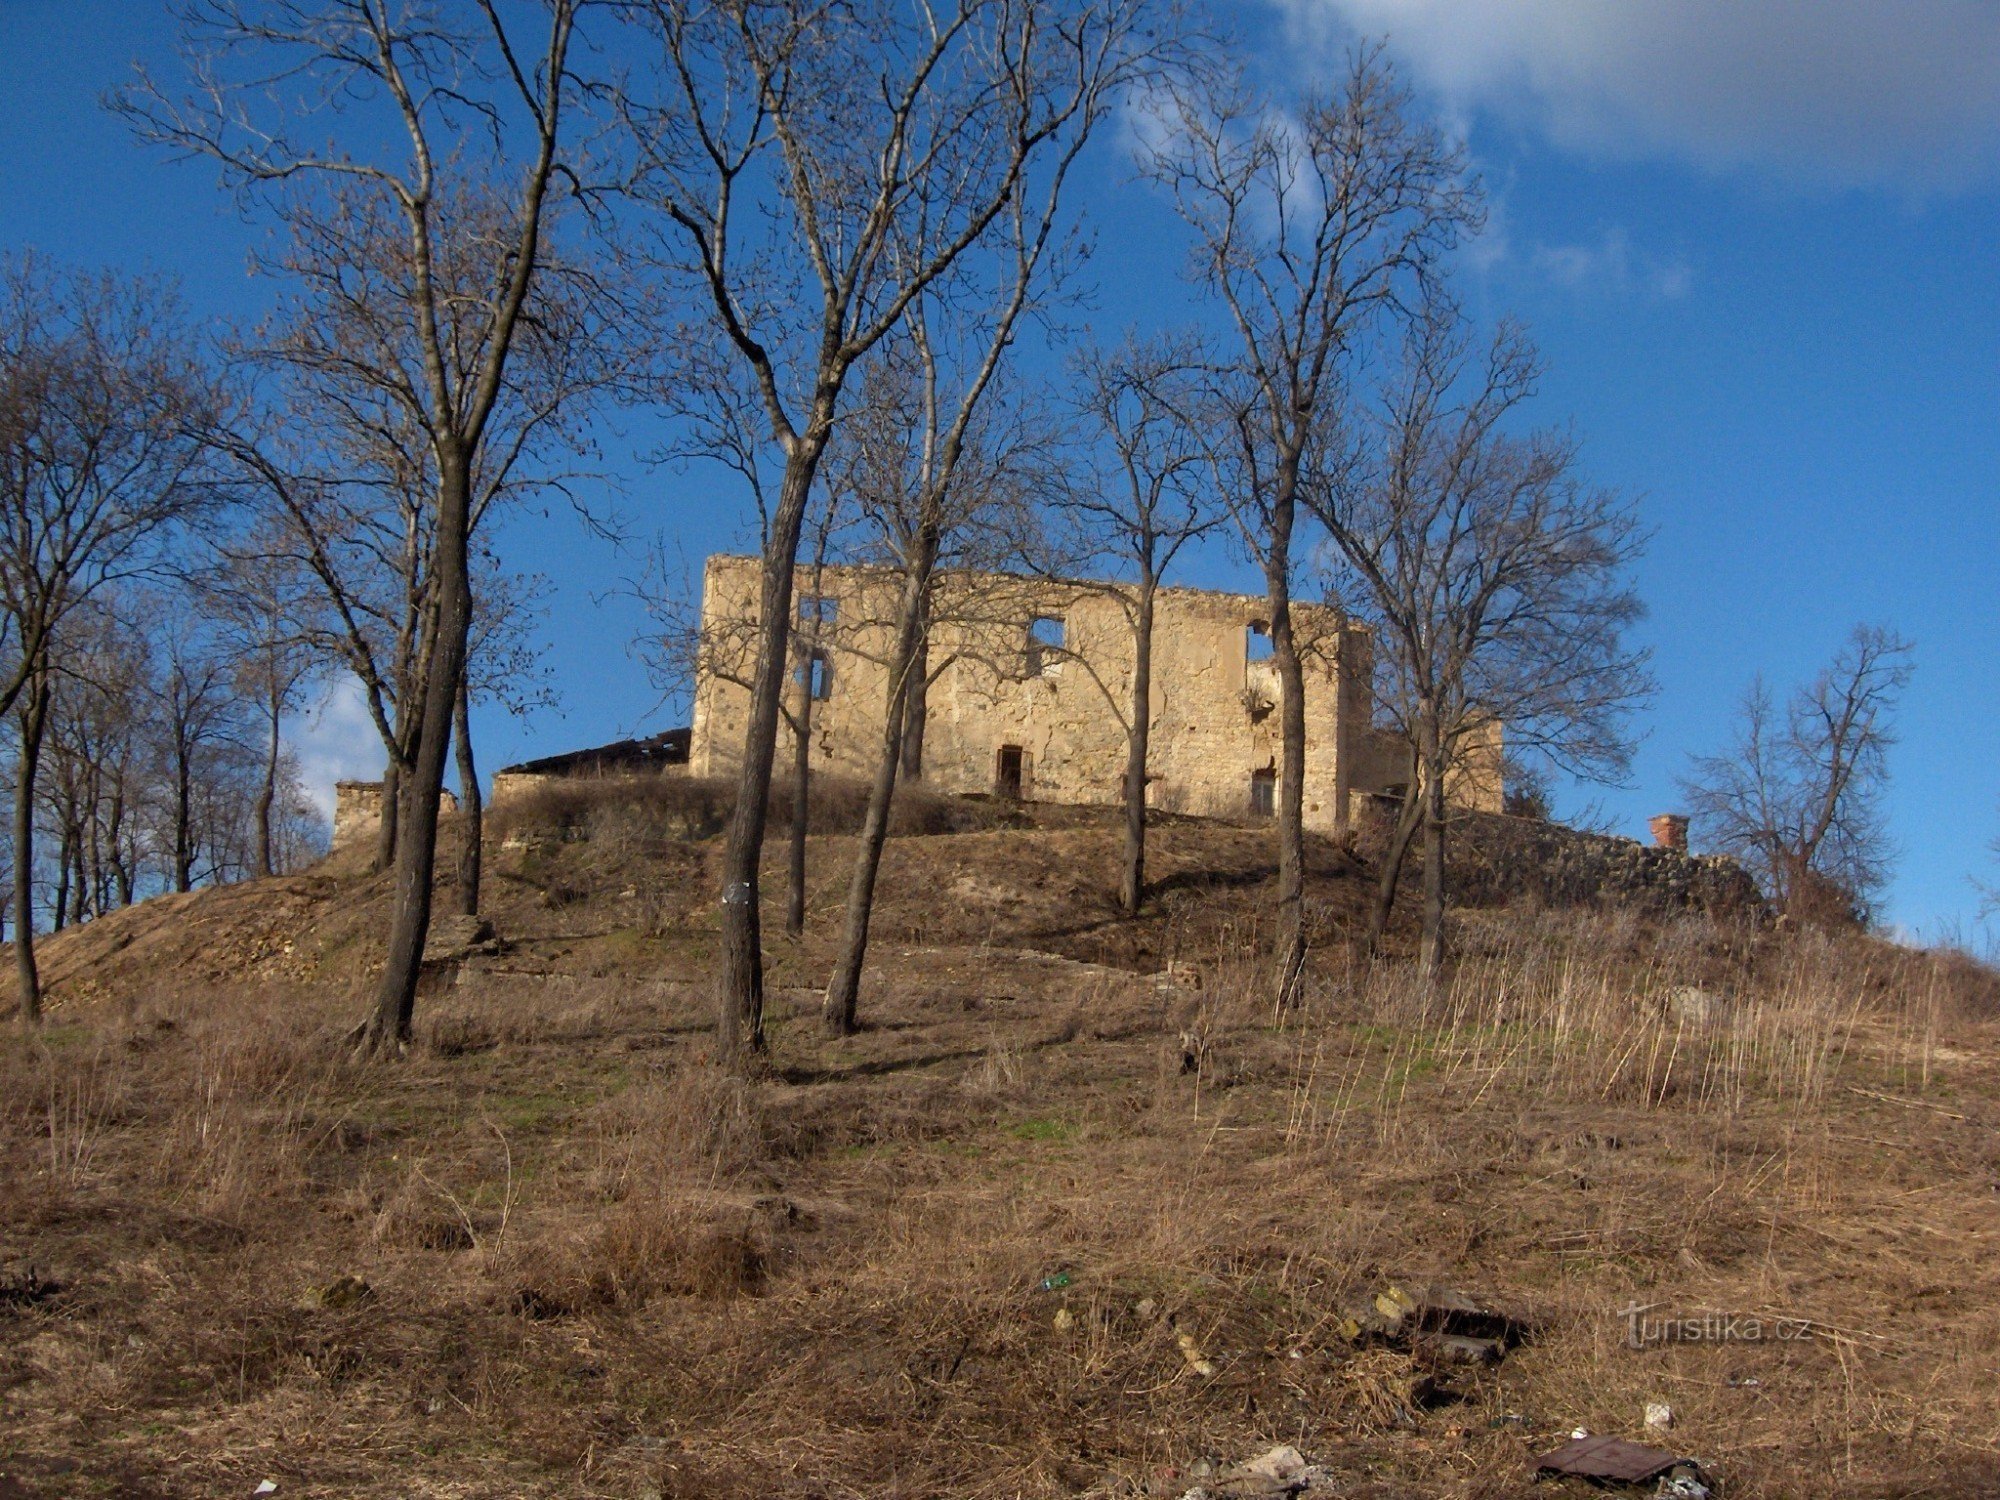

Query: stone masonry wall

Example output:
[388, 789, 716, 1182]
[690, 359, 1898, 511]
[331, 781, 459, 850]
[687, 555, 1504, 833]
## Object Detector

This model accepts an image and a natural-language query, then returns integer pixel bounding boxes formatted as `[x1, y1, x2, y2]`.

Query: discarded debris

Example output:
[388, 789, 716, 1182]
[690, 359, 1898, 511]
[1344, 1281, 1527, 1369]
[1039, 1271, 1072, 1292]
[1052, 1307, 1075, 1335]
[1645, 1401, 1674, 1431]
[1657, 1472, 1712, 1500]
[253, 1483, 278, 1496]
[1175, 1328, 1217, 1377]
[1175, 1444, 1336, 1499]
[1531, 1434, 1710, 1495]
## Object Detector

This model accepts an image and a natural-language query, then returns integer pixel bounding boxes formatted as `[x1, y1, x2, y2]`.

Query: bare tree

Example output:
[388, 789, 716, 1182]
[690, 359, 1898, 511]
[150, 616, 247, 894]
[1682, 625, 1914, 926]
[0, 260, 221, 1023]
[1055, 336, 1214, 914]
[782, 491, 850, 941]
[819, 312, 1067, 1037]
[621, 0, 1174, 1062]
[1142, 47, 1478, 1004]
[208, 527, 325, 878]
[1313, 305, 1650, 972]
[125, 0, 605, 1054]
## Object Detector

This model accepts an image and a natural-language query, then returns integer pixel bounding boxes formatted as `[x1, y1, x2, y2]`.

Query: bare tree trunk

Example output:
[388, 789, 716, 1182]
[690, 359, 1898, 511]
[172, 746, 195, 894]
[51, 825, 72, 935]
[899, 629, 928, 781]
[1364, 779, 1424, 957]
[453, 674, 481, 918]
[373, 756, 400, 874]
[357, 455, 474, 1057]
[13, 675, 49, 1024]
[1418, 750, 1448, 978]
[713, 440, 825, 1066]
[1120, 580, 1156, 916]
[1264, 496, 1308, 1006]
[254, 681, 279, 879]
[64, 817, 84, 927]
[785, 675, 812, 940]
[824, 567, 928, 1036]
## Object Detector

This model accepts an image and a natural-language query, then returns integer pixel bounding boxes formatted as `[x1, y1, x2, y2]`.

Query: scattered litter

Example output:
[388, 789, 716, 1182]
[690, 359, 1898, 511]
[1645, 1401, 1674, 1431]
[1175, 1328, 1216, 1377]
[1532, 1434, 1711, 1496]
[1339, 1281, 1527, 1379]
[1039, 1271, 1072, 1292]
[1726, 1376, 1761, 1389]
[1657, 1472, 1712, 1500]
[254, 1483, 278, 1496]
[1175, 1444, 1337, 1499]
[1052, 1307, 1075, 1335]
[1135, 1297, 1158, 1321]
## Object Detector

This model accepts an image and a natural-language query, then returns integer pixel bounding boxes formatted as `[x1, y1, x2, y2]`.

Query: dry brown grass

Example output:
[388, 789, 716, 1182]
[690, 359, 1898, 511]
[4, 820, 1999, 1498]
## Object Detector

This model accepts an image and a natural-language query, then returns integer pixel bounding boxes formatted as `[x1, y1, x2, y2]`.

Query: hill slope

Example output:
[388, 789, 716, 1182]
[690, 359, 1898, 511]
[3, 806, 1997, 1499]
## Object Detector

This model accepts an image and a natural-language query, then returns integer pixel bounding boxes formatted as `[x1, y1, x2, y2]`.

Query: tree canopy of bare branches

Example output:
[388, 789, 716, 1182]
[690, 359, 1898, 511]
[1142, 45, 1479, 1003]
[0, 258, 224, 1022]
[1682, 624, 1914, 926]
[1054, 335, 1214, 914]
[619, 0, 1178, 1063]
[1315, 304, 1651, 971]
[122, 0, 609, 1055]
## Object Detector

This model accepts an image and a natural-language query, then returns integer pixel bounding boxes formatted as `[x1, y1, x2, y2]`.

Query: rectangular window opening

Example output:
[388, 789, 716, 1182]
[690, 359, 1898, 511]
[1026, 615, 1066, 676]
[996, 744, 1024, 799]
[806, 650, 833, 701]
[1246, 620, 1275, 663]
[1249, 767, 1276, 819]
[798, 595, 838, 629]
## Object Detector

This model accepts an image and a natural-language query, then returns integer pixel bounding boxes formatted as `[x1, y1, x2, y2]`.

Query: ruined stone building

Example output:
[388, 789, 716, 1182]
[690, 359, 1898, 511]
[689, 554, 1501, 831]
[330, 781, 458, 850]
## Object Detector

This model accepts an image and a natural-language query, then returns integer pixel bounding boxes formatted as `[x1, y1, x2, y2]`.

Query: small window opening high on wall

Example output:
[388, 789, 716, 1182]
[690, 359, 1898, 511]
[1246, 620, 1275, 663]
[805, 650, 833, 701]
[1026, 615, 1066, 675]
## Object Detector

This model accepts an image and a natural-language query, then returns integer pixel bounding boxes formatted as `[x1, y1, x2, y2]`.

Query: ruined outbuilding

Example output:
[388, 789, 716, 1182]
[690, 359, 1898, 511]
[688, 555, 1501, 831]
[489, 730, 690, 805]
[330, 781, 457, 850]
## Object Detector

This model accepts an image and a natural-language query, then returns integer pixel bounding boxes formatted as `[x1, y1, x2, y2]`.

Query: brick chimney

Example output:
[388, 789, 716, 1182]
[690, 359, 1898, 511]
[1648, 813, 1689, 853]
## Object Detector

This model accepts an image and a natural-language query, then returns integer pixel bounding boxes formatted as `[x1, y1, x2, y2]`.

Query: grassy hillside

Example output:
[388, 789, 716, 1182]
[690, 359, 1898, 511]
[3, 799, 1997, 1498]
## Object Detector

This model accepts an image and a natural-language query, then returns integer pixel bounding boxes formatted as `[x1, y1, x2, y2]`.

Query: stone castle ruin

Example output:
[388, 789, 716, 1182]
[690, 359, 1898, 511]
[689, 554, 1501, 829]
[329, 554, 1502, 850]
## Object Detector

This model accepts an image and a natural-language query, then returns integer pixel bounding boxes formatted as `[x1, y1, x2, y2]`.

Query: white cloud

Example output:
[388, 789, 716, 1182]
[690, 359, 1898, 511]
[285, 676, 386, 821]
[1457, 195, 1691, 300]
[1526, 225, 1692, 300]
[1275, 0, 2000, 188]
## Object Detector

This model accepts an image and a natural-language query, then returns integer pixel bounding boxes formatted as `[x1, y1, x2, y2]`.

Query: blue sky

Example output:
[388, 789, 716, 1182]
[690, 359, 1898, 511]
[1, 1, 1995, 938]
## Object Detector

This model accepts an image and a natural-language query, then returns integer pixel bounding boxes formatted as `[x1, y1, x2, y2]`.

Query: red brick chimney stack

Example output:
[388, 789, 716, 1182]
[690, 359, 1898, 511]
[1649, 814, 1689, 852]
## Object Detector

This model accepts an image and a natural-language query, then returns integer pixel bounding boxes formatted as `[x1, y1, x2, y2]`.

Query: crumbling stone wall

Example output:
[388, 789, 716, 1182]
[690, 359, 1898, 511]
[330, 780, 459, 850]
[688, 555, 1503, 833]
[1441, 811, 1766, 919]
